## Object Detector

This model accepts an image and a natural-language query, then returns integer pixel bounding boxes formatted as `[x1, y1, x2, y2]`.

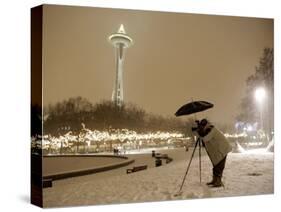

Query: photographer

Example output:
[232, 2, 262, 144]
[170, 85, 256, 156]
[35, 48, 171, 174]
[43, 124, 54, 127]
[194, 119, 232, 187]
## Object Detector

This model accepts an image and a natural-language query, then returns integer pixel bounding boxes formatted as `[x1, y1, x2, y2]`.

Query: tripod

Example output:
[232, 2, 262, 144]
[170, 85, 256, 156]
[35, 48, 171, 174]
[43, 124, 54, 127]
[176, 136, 203, 195]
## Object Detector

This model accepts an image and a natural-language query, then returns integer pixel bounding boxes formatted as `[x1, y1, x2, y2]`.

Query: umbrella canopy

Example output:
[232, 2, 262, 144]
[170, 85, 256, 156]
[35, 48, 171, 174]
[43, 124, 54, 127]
[175, 101, 214, 117]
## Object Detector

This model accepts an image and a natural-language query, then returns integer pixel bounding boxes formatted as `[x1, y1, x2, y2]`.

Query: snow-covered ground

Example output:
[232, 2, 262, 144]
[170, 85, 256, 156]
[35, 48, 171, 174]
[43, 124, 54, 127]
[43, 148, 274, 208]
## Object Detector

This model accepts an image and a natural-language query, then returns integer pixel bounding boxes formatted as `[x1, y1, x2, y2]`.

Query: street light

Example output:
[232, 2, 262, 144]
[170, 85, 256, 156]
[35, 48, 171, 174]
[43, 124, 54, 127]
[254, 87, 266, 132]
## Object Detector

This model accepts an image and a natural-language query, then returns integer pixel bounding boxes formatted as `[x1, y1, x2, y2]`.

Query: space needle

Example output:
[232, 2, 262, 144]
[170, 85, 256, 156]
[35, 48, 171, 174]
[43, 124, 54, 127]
[108, 24, 133, 107]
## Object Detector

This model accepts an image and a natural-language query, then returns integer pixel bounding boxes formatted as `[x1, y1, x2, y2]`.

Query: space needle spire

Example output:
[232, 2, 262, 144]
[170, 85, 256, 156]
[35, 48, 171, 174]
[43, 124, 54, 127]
[108, 24, 133, 107]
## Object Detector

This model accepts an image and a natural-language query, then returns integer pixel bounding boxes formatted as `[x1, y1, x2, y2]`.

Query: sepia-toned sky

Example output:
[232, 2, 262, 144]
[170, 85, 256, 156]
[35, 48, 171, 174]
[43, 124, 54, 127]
[42, 5, 273, 125]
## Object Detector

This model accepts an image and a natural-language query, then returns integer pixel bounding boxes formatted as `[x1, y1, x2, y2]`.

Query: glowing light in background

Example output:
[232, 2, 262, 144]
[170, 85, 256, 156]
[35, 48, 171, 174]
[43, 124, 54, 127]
[255, 87, 266, 103]
[254, 87, 266, 131]
[39, 128, 185, 152]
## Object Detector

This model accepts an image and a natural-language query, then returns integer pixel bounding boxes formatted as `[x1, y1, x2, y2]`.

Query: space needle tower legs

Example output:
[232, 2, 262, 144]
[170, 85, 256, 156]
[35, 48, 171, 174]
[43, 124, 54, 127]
[108, 24, 133, 107]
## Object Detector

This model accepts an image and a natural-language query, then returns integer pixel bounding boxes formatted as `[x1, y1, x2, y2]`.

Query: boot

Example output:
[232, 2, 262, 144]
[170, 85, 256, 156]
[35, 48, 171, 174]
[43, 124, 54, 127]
[206, 176, 215, 186]
[211, 176, 223, 187]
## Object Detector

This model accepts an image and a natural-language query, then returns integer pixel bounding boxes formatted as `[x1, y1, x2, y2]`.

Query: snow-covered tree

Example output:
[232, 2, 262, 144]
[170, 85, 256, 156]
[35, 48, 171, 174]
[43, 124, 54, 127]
[237, 48, 274, 138]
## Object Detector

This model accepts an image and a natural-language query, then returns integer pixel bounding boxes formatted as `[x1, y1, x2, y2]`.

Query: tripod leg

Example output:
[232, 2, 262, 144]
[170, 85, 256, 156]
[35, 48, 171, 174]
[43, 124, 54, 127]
[177, 138, 199, 193]
[199, 138, 202, 184]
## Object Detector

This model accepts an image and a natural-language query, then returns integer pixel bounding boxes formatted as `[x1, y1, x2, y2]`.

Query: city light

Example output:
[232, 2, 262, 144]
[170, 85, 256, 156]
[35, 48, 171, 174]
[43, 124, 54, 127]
[255, 87, 266, 103]
[254, 87, 266, 131]
[39, 128, 185, 152]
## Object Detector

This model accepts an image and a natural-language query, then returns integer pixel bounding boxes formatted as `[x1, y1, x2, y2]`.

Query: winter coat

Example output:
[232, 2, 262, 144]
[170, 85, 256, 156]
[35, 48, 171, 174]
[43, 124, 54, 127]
[202, 127, 232, 166]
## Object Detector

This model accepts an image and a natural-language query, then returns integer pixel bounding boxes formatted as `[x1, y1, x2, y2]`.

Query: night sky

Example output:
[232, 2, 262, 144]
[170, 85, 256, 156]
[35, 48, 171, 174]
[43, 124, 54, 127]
[42, 5, 273, 125]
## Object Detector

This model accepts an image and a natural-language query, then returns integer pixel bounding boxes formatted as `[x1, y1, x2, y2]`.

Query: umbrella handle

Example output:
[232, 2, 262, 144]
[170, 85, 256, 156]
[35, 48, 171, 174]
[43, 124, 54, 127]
[191, 98, 197, 121]
[199, 138, 202, 184]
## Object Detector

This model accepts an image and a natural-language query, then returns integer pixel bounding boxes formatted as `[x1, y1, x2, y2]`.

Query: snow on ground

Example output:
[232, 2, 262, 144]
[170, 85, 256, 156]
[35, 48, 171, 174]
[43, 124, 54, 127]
[43, 148, 273, 208]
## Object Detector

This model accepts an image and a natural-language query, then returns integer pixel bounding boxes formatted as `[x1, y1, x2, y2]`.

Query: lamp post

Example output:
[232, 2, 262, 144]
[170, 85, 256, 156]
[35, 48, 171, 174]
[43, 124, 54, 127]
[254, 87, 266, 132]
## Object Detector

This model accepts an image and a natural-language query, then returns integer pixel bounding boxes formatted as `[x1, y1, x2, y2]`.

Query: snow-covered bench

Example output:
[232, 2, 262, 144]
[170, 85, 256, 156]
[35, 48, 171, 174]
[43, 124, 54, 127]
[165, 157, 173, 164]
[43, 178, 52, 188]
[155, 153, 169, 159]
[126, 165, 147, 174]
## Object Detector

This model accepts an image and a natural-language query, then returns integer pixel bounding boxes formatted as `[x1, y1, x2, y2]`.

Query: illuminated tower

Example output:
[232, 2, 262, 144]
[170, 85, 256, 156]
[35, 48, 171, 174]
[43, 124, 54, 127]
[108, 24, 133, 107]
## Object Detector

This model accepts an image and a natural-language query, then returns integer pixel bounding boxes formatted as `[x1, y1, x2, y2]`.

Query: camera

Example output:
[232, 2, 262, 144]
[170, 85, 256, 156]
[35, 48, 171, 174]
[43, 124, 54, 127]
[191, 120, 200, 132]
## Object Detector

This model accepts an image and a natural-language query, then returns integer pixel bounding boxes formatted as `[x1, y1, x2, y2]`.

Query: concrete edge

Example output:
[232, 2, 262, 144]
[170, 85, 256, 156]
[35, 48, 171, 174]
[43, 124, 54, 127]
[43, 156, 135, 181]
[44, 154, 128, 159]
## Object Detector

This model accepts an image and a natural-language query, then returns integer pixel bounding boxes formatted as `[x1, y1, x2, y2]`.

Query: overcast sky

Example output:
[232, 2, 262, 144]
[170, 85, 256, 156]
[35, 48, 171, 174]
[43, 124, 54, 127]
[42, 5, 273, 125]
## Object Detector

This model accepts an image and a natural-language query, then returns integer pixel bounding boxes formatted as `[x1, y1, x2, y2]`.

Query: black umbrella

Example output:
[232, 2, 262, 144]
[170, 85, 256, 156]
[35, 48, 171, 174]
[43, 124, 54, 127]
[175, 100, 214, 117]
